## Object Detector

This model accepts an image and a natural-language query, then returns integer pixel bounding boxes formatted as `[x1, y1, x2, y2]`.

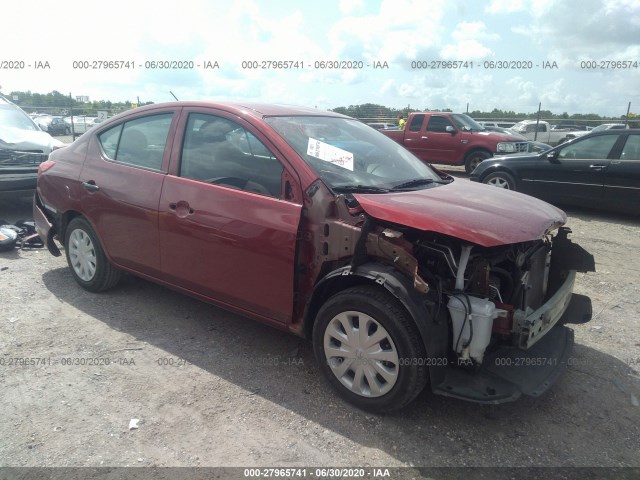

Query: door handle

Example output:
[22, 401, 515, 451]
[589, 164, 607, 171]
[421, 136, 428, 140]
[82, 181, 99, 192]
[169, 201, 194, 217]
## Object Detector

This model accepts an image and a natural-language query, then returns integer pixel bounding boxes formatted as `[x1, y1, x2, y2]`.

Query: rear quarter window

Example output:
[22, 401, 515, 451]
[97, 113, 173, 170]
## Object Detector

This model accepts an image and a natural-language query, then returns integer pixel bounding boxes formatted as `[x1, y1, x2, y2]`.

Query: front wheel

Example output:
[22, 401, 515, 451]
[483, 171, 516, 190]
[464, 150, 491, 174]
[312, 286, 428, 412]
[65, 217, 122, 292]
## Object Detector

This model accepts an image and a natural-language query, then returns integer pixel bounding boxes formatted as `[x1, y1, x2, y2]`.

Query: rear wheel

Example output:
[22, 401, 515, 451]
[483, 171, 516, 190]
[464, 150, 491, 174]
[312, 285, 428, 412]
[65, 217, 121, 292]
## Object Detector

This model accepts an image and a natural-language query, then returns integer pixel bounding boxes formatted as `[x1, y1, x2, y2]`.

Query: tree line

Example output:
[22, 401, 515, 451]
[331, 103, 634, 123]
[2, 91, 635, 124]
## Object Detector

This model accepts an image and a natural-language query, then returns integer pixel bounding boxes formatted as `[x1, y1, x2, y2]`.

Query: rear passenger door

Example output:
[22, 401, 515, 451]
[602, 133, 640, 213]
[158, 110, 302, 324]
[80, 110, 177, 277]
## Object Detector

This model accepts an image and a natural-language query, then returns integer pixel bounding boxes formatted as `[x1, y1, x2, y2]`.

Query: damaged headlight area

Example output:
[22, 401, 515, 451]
[412, 227, 594, 401]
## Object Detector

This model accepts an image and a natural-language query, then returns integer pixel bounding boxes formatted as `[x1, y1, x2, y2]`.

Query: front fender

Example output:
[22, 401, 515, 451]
[304, 262, 449, 371]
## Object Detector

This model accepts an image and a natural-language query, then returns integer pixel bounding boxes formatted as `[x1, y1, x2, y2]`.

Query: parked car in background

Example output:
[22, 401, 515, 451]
[590, 123, 630, 133]
[367, 122, 399, 131]
[382, 112, 529, 172]
[551, 123, 587, 131]
[480, 126, 552, 153]
[64, 116, 99, 134]
[34, 101, 594, 412]
[0, 97, 65, 196]
[510, 120, 587, 146]
[477, 121, 516, 128]
[34, 115, 71, 136]
[470, 129, 640, 214]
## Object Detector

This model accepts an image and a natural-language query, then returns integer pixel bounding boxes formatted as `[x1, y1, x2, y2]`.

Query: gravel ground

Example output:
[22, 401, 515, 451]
[0, 186, 639, 471]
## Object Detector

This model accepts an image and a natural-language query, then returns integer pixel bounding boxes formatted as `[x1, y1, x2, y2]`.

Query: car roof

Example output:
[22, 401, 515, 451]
[129, 101, 350, 119]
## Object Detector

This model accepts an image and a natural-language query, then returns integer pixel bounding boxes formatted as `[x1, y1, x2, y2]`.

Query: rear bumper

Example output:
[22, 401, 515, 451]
[432, 293, 592, 404]
[33, 194, 61, 257]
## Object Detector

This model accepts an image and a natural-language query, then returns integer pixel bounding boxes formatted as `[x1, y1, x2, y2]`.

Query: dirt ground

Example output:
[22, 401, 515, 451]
[0, 187, 639, 471]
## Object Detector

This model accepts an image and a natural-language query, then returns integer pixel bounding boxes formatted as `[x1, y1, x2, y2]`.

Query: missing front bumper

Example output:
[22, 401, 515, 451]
[431, 292, 591, 404]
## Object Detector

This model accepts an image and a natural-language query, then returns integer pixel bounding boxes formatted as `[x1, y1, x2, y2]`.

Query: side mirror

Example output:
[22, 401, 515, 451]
[446, 125, 456, 134]
[547, 151, 560, 164]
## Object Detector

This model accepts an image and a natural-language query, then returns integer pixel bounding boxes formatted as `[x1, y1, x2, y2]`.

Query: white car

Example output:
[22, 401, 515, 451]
[64, 116, 100, 134]
[0, 97, 65, 195]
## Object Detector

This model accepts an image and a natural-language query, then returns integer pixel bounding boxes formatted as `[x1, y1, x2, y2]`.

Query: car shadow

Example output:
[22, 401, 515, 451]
[559, 206, 640, 226]
[41, 267, 640, 467]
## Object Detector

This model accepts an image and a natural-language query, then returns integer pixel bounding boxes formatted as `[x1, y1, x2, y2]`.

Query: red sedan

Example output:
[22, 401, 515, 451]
[34, 101, 594, 411]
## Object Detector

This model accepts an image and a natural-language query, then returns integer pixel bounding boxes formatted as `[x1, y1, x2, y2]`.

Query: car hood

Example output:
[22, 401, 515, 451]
[0, 126, 64, 153]
[353, 180, 566, 247]
[472, 130, 524, 141]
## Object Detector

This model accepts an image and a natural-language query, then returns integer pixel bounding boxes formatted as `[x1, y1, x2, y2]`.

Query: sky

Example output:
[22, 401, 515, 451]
[1, 0, 639, 117]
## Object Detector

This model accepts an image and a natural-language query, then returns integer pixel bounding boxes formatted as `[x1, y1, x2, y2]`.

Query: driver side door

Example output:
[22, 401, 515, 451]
[158, 110, 303, 324]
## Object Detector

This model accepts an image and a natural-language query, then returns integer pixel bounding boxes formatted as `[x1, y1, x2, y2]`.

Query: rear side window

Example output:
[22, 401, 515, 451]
[97, 113, 173, 170]
[408, 114, 424, 132]
[620, 135, 640, 161]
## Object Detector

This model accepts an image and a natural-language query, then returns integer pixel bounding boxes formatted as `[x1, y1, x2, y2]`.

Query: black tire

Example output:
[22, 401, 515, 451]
[464, 150, 491, 174]
[483, 171, 516, 190]
[64, 217, 121, 292]
[312, 285, 428, 412]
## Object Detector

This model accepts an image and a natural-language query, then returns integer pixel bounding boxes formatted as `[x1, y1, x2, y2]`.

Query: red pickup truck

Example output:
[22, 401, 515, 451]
[382, 112, 529, 173]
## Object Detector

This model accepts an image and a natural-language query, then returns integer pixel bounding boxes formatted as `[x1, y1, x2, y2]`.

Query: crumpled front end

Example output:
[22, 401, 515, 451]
[411, 225, 595, 403]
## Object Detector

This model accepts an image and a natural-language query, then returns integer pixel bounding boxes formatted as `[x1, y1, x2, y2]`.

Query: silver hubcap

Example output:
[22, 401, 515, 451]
[68, 228, 97, 281]
[323, 311, 399, 398]
[487, 177, 511, 189]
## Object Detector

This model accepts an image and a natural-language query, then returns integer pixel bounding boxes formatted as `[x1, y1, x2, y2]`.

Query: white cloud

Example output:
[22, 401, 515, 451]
[484, 0, 526, 14]
[339, 0, 365, 15]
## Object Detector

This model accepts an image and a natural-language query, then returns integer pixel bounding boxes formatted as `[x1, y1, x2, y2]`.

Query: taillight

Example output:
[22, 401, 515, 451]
[38, 160, 56, 176]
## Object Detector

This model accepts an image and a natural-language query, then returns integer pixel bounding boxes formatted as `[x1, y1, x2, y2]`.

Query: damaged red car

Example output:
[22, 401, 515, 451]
[34, 102, 594, 412]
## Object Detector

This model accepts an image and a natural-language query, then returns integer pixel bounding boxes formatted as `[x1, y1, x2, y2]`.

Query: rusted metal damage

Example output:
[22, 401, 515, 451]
[314, 194, 429, 293]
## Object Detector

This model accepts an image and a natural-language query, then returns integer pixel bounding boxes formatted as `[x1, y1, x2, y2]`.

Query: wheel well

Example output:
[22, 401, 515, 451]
[58, 210, 83, 246]
[465, 148, 492, 160]
[481, 167, 517, 188]
[302, 264, 434, 348]
[303, 275, 381, 340]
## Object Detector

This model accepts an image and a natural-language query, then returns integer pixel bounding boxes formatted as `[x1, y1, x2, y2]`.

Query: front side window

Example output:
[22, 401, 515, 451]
[427, 116, 453, 133]
[97, 113, 173, 170]
[179, 113, 284, 197]
[558, 135, 619, 160]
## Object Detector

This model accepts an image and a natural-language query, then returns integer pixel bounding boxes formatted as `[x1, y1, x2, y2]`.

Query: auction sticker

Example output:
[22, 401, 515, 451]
[307, 138, 354, 171]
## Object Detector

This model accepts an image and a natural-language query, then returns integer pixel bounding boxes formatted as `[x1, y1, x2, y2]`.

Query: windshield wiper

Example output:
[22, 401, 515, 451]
[332, 185, 390, 194]
[390, 178, 451, 191]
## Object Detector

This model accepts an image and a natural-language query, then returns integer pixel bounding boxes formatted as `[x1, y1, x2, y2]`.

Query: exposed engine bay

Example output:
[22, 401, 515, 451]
[412, 226, 594, 366]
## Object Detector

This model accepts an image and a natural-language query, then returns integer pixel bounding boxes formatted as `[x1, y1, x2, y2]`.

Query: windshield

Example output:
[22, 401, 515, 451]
[265, 116, 444, 191]
[0, 107, 40, 131]
[450, 114, 484, 132]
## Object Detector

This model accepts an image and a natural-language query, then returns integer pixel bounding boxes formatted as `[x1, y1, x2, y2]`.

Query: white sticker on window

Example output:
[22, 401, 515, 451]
[307, 138, 354, 171]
